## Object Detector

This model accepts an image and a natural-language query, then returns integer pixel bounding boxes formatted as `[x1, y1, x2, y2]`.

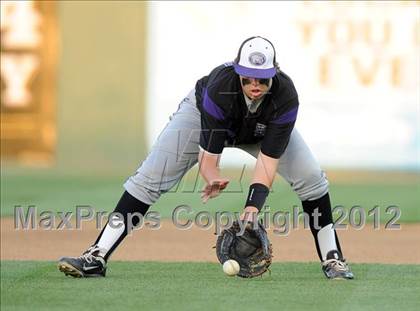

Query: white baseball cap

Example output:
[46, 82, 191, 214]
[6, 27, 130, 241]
[233, 36, 276, 79]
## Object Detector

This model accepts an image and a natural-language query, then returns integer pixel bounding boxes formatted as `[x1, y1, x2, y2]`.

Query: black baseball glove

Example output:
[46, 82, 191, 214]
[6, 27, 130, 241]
[216, 220, 272, 278]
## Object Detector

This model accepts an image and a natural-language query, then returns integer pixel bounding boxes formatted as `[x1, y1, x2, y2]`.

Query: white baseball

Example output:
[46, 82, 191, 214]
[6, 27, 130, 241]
[222, 260, 240, 276]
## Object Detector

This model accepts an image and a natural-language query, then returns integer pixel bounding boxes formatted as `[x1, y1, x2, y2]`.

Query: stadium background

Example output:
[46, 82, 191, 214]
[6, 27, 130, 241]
[1, 1, 419, 311]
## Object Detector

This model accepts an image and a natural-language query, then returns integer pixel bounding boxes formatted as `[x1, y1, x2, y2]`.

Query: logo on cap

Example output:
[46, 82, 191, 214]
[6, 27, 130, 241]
[248, 52, 266, 66]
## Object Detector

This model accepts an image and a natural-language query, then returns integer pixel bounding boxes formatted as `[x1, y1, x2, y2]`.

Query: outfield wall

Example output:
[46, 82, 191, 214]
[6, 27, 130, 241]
[1, 2, 418, 173]
[146, 2, 419, 170]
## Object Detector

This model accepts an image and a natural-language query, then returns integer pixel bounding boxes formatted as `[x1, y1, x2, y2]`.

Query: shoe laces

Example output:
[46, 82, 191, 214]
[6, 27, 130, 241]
[80, 245, 102, 263]
[323, 258, 349, 272]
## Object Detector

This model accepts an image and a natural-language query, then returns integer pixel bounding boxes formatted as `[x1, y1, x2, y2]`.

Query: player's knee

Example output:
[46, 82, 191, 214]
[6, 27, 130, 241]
[293, 169, 329, 201]
[123, 168, 170, 205]
[123, 178, 162, 205]
[123, 150, 190, 205]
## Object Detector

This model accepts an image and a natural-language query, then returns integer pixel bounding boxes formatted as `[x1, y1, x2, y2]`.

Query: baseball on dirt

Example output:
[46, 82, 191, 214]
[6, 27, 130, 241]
[223, 260, 240, 276]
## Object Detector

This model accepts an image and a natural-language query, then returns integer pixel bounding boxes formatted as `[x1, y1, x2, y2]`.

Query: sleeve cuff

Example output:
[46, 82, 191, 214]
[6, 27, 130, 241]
[199, 145, 222, 156]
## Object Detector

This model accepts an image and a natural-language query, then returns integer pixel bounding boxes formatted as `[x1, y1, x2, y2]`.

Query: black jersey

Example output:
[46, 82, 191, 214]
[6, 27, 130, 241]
[195, 62, 299, 159]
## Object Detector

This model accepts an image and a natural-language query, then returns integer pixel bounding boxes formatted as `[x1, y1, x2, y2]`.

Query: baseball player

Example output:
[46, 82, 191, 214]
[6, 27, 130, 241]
[58, 36, 354, 280]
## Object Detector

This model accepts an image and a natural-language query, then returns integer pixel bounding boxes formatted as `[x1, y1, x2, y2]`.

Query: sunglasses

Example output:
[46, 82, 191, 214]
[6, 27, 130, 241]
[240, 77, 270, 87]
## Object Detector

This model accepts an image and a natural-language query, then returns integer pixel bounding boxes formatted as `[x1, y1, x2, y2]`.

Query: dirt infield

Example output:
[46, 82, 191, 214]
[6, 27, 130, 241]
[1, 218, 419, 264]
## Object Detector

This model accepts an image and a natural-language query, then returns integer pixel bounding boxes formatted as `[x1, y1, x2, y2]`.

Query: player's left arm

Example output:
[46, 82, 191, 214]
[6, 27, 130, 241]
[241, 152, 279, 221]
[251, 151, 280, 187]
[241, 101, 299, 221]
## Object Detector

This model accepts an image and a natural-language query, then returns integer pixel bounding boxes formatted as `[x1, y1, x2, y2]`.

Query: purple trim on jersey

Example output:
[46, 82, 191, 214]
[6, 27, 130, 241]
[233, 63, 276, 79]
[271, 107, 298, 125]
[203, 89, 225, 120]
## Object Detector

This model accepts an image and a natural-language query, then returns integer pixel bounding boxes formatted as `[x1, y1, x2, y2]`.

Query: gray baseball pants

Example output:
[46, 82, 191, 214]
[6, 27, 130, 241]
[124, 89, 329, 205]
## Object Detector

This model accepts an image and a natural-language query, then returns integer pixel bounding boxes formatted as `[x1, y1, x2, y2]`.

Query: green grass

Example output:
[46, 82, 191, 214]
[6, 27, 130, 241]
[1, 171, 419, 223]
[1, 261, 419, 311]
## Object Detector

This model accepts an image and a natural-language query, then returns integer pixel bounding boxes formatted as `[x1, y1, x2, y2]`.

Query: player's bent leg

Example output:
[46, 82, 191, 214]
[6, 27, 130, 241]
[276, 129, 353, 279]
[58, 191, 148, 278]
[301, 194, 353, 280]
[124, 89, 201, 205]
[58, 90, 201, 278]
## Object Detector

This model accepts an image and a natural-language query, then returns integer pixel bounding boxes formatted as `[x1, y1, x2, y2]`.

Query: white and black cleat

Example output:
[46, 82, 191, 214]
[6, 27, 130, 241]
[58, 245, 107, 278]
[322, 250, 354, 280]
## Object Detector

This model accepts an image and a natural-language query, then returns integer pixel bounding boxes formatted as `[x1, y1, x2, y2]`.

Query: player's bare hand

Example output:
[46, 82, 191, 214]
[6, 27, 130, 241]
[240, 206, 259, 222]
[201, 178, 229, 203]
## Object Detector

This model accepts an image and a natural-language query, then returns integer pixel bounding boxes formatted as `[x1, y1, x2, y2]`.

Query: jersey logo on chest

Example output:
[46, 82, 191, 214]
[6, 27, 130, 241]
[254, 123, 267, 137]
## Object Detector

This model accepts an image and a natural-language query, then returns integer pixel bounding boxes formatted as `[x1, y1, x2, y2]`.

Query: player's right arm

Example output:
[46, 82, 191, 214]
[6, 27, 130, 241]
[198, 88, 230, 203]
[198, 149, 229, 203]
